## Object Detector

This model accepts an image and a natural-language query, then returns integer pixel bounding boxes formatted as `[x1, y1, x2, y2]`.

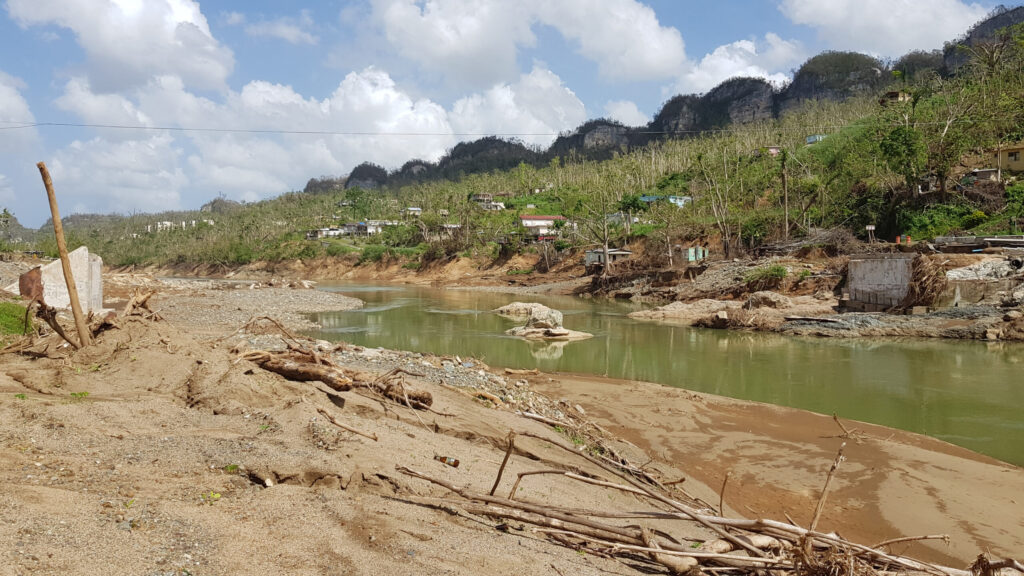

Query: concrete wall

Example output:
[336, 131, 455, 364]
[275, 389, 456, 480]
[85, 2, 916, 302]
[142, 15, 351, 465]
[6, 246, 105, 313]
[847, 254, 916, 307]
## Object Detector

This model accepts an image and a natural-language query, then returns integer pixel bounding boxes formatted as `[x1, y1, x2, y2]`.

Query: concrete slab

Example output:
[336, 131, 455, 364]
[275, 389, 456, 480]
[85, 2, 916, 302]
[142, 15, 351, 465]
[3, 246, 105, 313]
[847, 253, 916, 308]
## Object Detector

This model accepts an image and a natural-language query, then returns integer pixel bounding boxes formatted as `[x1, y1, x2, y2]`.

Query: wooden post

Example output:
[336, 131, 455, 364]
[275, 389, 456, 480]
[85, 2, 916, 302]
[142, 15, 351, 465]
[37, 161, 92, 347]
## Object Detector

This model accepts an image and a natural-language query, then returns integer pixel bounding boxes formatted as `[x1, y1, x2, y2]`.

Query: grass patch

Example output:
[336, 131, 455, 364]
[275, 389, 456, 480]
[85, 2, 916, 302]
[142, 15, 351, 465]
[506, 268, 534, 275]
[743, 265, 788, 290]
[0, 301, 31, 336]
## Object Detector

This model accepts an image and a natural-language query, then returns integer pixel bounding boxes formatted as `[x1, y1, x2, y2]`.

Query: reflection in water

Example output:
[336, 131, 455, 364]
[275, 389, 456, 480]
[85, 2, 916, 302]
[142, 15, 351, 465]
[529, 340, 568, 361]
[309, 284, 1024, 466]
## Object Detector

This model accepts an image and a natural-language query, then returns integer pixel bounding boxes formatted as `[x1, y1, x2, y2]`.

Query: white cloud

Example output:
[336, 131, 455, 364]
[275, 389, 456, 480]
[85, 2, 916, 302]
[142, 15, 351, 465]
[55, 77, 152, 129]
[604, 100, 649, 126]
[450, 66, 587, 147]
[371, 0, 685, 88]
[223, 11, 246, 26]
[0, 174, 15, 206]
[532, 0, 686, 81]
[0, 71, 36, 147]
[40, 61, 591, 216]
[6, 0, 234, 92]
[779, 0, 990, 57]
[673, 34, 804, 94]
[245, 10, 319, 45]
[48, 134, 189, 215]
[0, 71, 41, 221]
[373, 0, 536, 88]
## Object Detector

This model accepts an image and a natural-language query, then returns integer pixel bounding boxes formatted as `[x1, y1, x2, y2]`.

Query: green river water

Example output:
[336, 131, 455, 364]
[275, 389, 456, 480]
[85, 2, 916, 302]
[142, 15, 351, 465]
[308, 284, 1024, 467]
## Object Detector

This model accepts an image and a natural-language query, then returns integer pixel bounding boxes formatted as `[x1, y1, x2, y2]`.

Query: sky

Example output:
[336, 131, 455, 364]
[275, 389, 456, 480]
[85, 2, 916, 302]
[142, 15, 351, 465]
[0, 0, 1010, 227]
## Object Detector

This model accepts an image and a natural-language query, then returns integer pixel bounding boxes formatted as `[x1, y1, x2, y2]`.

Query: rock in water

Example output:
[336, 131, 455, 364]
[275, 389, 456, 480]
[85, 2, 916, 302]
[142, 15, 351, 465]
[524, 307, 563, 329]
[493, 302, 553, 320]
[503, 304, 591, 341]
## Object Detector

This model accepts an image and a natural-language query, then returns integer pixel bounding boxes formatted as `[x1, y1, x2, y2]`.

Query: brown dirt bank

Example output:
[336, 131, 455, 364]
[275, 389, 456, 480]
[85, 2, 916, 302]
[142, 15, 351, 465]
[111, 250, 585, 296]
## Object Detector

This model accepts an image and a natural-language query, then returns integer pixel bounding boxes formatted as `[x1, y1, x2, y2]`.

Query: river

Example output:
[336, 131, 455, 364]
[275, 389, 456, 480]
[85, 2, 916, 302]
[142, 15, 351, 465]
[308, 284, 1024, 466]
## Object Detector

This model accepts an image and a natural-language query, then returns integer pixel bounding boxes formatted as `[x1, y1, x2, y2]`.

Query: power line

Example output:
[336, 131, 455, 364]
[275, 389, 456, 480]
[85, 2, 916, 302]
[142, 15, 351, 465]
[0, 118, 968, 138]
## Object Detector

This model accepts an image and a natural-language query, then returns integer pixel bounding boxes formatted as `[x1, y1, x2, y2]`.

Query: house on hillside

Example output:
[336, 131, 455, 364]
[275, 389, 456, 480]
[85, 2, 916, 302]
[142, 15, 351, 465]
[806, 134, 827, 145]
[606, 212, 640, 226]
[972, 168, 1000, 182]
[753, 145, 783, 158]
[306, 227, 344, 240]
[471, 193, 506, 211]
[639, 195, 691, 208]
[364, 220, 399, 235]
[520, 215, 566, 238]
[994, 143, 1024, 173]
[584, 248, 632, 269]
[405, 207, 422, 218]
[879, 90, 911, 106]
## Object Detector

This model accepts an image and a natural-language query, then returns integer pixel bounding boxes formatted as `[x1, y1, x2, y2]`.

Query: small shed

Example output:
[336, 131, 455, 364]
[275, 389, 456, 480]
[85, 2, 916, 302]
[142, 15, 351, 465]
[584, 248, 633, 267]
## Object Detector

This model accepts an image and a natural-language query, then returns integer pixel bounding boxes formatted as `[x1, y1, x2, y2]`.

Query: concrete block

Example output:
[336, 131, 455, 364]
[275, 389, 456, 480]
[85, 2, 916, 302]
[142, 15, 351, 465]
[847, 253, 916, 308]
[9, 246, 105, 313]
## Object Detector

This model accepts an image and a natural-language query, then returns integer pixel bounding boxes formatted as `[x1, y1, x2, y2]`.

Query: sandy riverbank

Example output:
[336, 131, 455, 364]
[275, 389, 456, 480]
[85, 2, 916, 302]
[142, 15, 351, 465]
[2, 273, 1021, 575]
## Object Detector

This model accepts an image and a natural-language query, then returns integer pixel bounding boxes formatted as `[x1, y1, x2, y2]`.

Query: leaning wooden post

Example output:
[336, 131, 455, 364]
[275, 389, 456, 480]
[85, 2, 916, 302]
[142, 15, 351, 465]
[37, 161, 91, 347]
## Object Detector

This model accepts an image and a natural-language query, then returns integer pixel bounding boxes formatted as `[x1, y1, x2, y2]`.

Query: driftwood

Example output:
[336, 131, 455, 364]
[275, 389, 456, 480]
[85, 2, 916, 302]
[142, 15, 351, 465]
[489, 431, 516, 496]
[241, 349, 433, 409]
[396, 438, 1010, 576]
[316, 407, 377, 441]
[258, 357, 354, 391]
[784, 315, 843, 323]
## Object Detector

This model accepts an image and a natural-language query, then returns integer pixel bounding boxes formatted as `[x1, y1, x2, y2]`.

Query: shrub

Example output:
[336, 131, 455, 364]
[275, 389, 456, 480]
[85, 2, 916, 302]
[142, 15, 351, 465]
[359, 244, 389, 264]
[744, 265, 788, 290]
[0, 301, 31, 336]
[629, 223, 656, 238]
[961, 210, 988, 230]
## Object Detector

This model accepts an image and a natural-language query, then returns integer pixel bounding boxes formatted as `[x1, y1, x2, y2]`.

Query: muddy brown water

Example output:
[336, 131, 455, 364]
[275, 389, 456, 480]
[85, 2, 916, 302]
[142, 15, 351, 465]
[308, 284, 1024, 467]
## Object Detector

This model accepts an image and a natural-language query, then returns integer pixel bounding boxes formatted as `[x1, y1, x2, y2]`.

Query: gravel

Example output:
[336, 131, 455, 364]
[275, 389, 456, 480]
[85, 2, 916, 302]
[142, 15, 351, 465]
[243, 333, 575, 424]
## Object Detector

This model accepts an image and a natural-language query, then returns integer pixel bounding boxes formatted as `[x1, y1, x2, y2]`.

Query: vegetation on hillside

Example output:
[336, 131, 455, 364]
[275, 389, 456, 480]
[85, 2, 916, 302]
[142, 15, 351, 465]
[4, 15, 1023, 272]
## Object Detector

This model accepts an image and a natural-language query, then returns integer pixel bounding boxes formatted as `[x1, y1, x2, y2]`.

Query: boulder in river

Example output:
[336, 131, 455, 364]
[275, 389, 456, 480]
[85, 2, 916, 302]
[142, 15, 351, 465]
[504, 305, 592, 341]
[493, 302, 554, 320]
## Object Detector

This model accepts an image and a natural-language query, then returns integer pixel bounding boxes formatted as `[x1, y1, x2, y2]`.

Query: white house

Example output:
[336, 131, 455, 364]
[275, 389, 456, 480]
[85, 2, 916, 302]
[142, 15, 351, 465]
[365, 220, 400, 235]
[520, 215, 567, 237]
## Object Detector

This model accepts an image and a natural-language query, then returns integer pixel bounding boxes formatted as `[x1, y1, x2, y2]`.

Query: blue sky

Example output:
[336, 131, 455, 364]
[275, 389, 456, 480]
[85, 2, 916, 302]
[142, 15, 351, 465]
[0, 0, 1008, 226]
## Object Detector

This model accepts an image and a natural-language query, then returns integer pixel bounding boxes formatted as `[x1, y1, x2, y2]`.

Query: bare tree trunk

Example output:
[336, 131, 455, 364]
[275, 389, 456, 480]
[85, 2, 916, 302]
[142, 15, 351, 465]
[781, 152, 789, 241]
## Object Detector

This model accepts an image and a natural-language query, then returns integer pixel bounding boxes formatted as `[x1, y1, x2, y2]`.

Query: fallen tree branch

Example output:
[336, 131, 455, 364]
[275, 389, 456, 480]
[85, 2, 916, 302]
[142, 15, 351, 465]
[315, 407, 378, 442]
[489, 431, 515, 496]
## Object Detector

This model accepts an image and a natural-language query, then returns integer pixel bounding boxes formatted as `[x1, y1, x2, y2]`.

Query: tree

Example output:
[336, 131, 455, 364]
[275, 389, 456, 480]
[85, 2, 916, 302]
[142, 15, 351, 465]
[617, 193, 645, 236]
[561, 178, 620, 276]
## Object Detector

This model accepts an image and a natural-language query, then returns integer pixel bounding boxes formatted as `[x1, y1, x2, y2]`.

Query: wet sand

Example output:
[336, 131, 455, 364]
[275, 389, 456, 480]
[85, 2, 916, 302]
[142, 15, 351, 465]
[531, 373, 1024, 565]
